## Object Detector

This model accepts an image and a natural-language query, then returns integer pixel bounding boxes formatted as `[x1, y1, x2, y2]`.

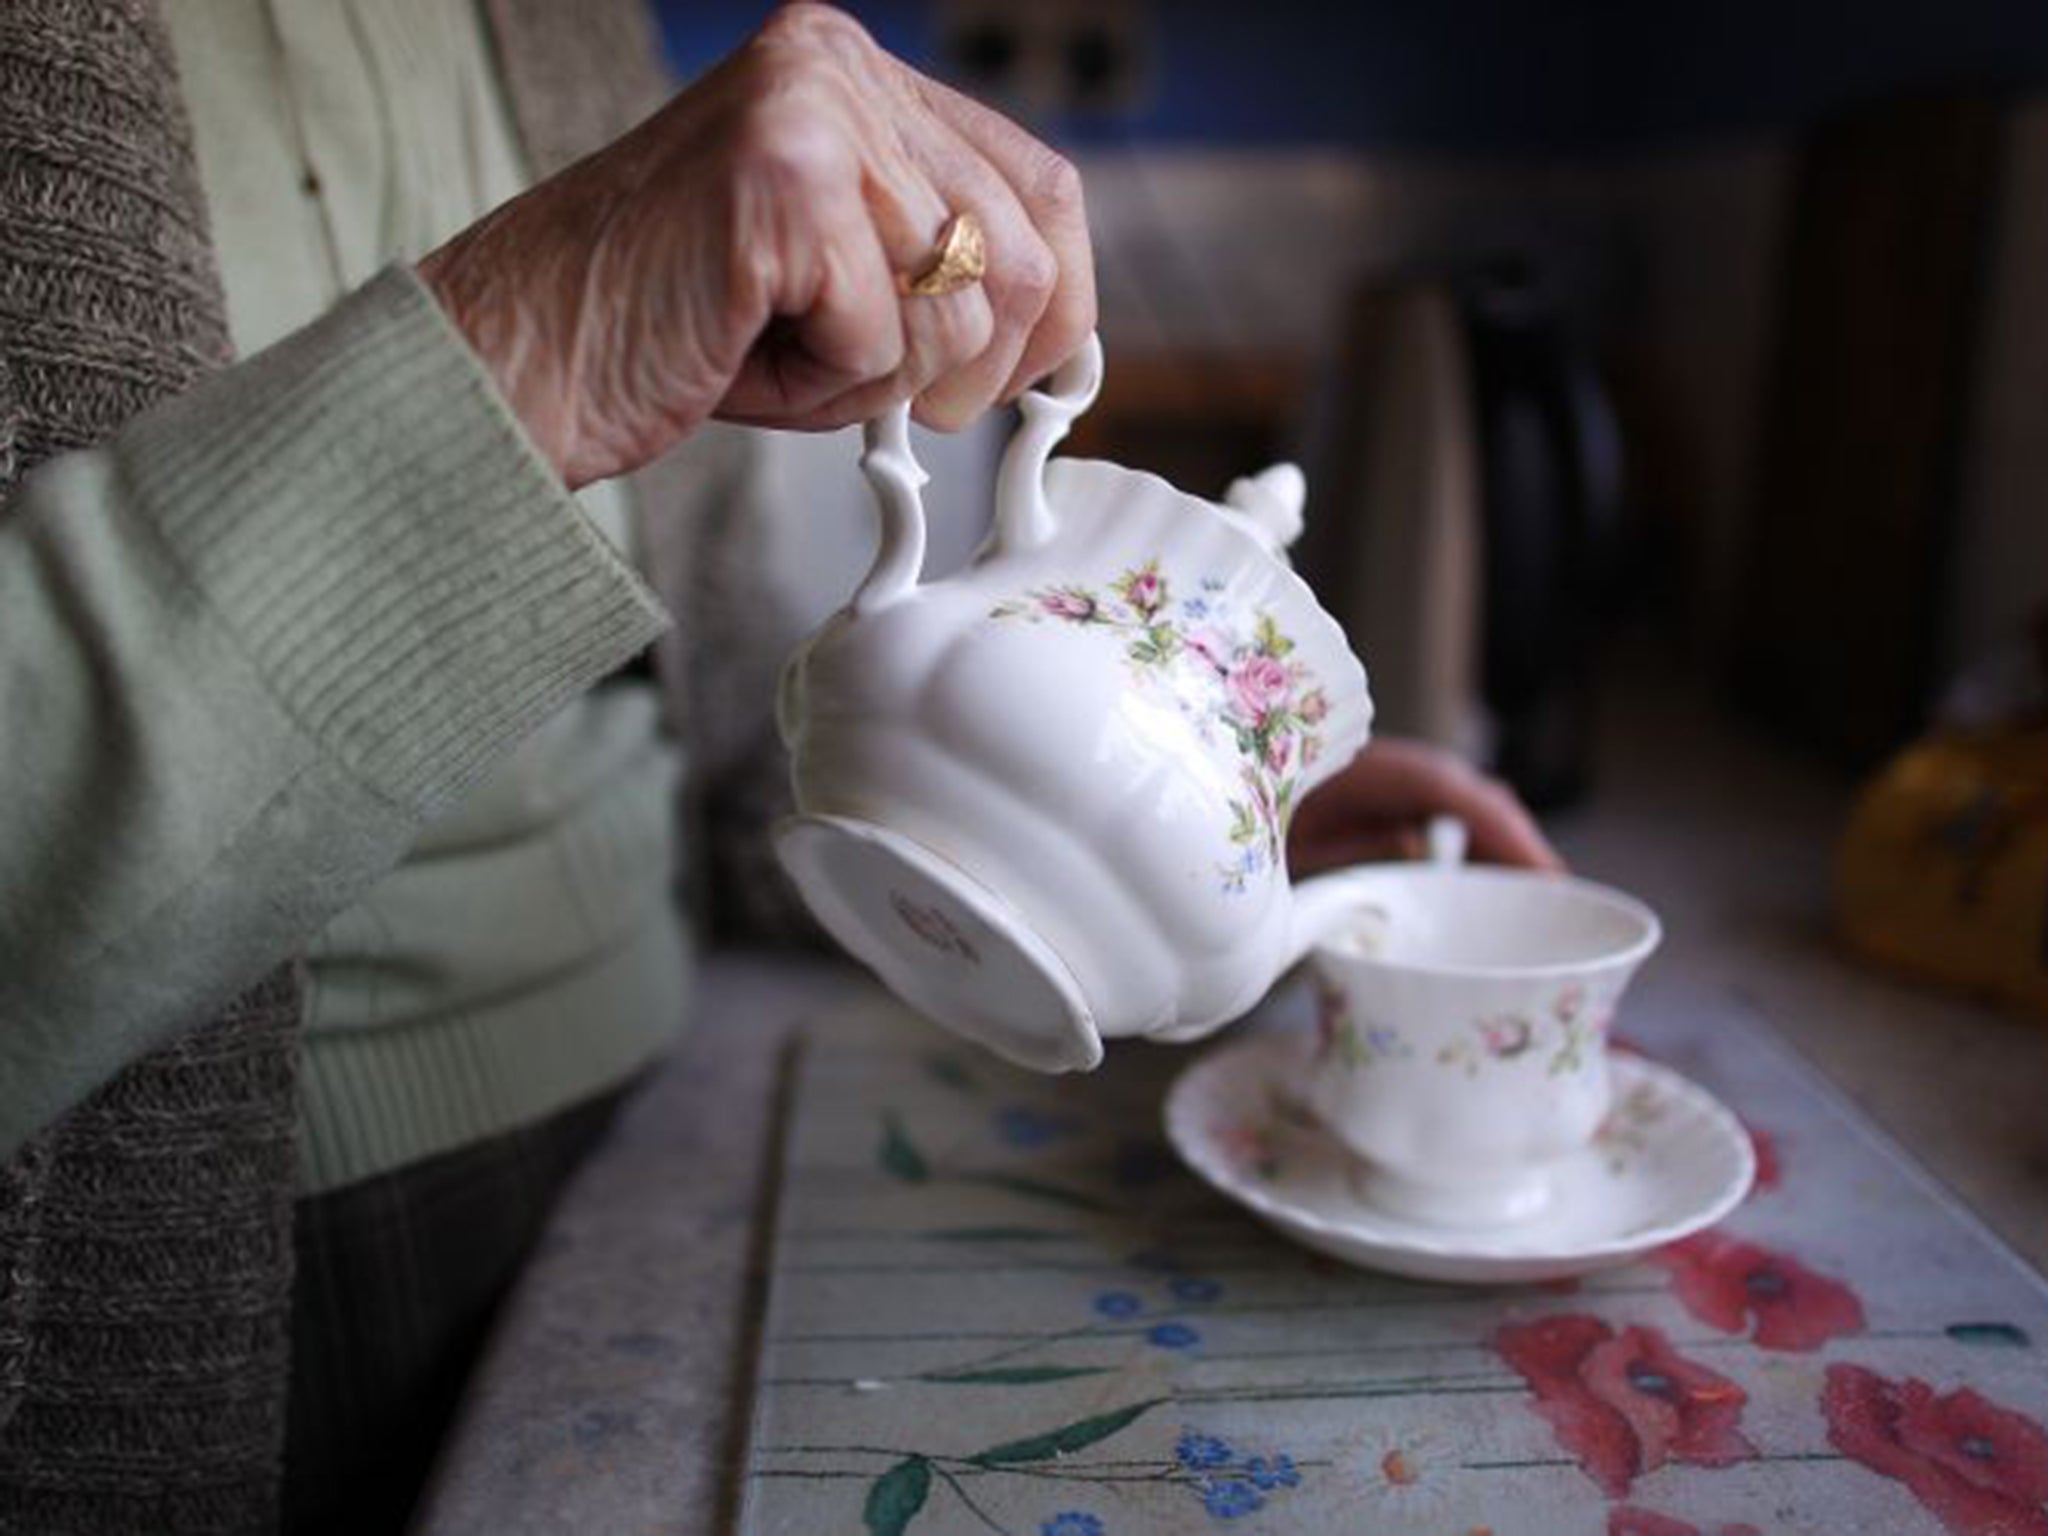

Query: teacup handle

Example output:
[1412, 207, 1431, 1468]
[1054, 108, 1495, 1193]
[991, 332, 1105, 555]
[853, 405, 931, 615]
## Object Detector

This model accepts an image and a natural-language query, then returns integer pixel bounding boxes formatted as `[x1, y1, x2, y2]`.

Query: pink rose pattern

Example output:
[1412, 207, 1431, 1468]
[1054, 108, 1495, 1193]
[1430, 985, 1611, 1078]
[993, 561, 1326, 892]
[1037, 587, 1098, 622]
[1229, 654, 1293, 722]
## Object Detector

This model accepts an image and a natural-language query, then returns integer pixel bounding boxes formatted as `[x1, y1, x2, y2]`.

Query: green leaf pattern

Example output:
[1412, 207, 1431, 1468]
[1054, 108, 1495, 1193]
[836, 1091, 1304, 1533]
[918, 1365, 1114, 1386]
[968, 1398, 1165, 1465]
[862, 1455, 931, 1536]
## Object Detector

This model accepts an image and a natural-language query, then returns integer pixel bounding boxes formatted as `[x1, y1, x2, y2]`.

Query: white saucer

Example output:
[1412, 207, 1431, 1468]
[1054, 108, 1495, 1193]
[1164, 1033, 1755, 1284]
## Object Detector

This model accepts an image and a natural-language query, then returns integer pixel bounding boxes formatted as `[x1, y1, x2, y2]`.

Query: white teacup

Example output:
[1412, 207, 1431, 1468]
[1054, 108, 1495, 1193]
[1299, 864, 1661, 1229]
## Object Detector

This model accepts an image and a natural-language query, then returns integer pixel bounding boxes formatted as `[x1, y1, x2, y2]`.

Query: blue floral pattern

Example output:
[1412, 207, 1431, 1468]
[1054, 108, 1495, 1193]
[1201, 1480, 1264, 1519]
[795, 1056, 1316, 1533]
[1246, 1454, 1301, 1489]
[1164, 1431, 1309, 1524]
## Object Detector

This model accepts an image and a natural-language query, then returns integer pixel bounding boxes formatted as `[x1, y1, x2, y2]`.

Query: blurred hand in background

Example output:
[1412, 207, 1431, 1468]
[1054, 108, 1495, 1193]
[1289, 737, 1564, 875]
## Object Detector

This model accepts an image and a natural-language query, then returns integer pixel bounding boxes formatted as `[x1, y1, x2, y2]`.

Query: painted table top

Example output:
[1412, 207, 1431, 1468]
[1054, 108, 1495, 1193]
[738, 978, 2048, 1536]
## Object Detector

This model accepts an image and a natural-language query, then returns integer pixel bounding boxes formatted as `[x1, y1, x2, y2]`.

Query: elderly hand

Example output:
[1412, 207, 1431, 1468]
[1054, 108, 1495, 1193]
[418, 3, 1094, 489]
[1288, 737, 1563, 876]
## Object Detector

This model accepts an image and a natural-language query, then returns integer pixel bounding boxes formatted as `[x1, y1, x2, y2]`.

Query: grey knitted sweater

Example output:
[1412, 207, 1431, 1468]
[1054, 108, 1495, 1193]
[0, 3, 670, 1532]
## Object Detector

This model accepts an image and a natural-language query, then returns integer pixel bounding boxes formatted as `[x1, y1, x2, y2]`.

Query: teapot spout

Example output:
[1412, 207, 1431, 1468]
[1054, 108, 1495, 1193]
[1224, 463, 1306, 555]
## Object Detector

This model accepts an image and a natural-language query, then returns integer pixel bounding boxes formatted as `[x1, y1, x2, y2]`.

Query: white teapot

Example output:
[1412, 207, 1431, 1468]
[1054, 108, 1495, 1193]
[775, 336, 1375, 1072]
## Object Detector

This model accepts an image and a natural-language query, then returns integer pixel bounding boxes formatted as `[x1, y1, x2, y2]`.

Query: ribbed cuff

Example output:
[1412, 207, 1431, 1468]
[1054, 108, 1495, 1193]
[115, 265, 669, 811]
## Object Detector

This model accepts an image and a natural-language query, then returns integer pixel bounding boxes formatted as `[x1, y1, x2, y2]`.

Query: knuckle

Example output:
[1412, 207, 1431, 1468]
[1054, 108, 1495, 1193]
[1027, 147, 1084, 214]
[762, 3, 872, 56]
[737, 100, 845, 192]
[1005, 236, 1058, 309]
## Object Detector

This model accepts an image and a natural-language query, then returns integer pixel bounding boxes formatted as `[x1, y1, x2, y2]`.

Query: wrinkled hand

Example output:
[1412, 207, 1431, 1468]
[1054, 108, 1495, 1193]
[418, 3, 1094, 489]
[1288, 737, 1563, 876]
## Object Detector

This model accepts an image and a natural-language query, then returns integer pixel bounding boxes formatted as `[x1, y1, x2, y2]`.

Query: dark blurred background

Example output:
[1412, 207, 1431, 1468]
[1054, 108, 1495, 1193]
[654, 0, 2048, 808]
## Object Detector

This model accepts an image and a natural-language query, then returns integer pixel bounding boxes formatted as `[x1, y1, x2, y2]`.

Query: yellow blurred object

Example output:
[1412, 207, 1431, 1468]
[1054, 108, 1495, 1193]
[1838, 729, 2048, 1015]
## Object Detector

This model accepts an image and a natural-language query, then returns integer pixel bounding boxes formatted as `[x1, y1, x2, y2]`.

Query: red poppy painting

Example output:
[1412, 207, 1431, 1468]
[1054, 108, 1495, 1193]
[1494, 1315, 1756, 1497]
[1650, 1232, 1865, 1351]
[1823, 1363, 2048, 1535]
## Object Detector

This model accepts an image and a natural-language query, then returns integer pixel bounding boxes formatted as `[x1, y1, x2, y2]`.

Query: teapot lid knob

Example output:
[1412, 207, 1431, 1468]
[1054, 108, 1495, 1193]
[1224, 462, 1307, 552]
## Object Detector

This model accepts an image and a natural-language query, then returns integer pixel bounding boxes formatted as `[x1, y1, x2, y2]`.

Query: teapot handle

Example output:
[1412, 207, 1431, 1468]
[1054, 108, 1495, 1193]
[852, 404, 930, 614]
[991, 332, 1104, 554]
[853, 333, 1103, 611]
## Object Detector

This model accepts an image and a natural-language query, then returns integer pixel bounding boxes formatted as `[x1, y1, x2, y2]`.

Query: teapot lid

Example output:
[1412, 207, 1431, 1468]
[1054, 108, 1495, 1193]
[775, 813, 1105, 1072]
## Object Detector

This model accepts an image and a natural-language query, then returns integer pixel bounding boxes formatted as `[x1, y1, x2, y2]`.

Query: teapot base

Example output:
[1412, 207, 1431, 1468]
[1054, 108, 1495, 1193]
[773, 813, 1103, 1073]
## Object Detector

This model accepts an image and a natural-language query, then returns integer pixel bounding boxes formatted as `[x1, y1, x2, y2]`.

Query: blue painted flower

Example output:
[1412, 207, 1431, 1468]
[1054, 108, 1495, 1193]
[1041, 1513, 1104, 1536]
[1201, 1480, 1264, 1519]
[1184, 596, 1211, 619]
[1244, 1454, 1300, 1489]
[1169, 1275, 1223, 1304]
[1147, 1322, 1201, 1350]
[996, 1104, 1081, 1149]
[1093, 1290, 1143, 1320]
[1175, 1432, 1234, 1470]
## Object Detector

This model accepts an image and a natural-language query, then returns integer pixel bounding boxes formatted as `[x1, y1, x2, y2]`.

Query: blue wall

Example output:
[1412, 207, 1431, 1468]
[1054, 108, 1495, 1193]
[654, 1, 2048, 153]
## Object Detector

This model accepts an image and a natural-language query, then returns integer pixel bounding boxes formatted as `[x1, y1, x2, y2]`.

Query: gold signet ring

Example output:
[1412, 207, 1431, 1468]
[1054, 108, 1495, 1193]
[898, 211, 988, 297]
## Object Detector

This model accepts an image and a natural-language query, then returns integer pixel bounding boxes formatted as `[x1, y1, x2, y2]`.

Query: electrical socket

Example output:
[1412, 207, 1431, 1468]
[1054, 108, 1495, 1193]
[938, 0, 1151, 121]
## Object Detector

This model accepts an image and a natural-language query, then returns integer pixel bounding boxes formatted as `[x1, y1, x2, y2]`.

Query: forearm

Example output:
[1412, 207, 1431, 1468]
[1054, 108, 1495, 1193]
[0, 267, 667, 1158]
